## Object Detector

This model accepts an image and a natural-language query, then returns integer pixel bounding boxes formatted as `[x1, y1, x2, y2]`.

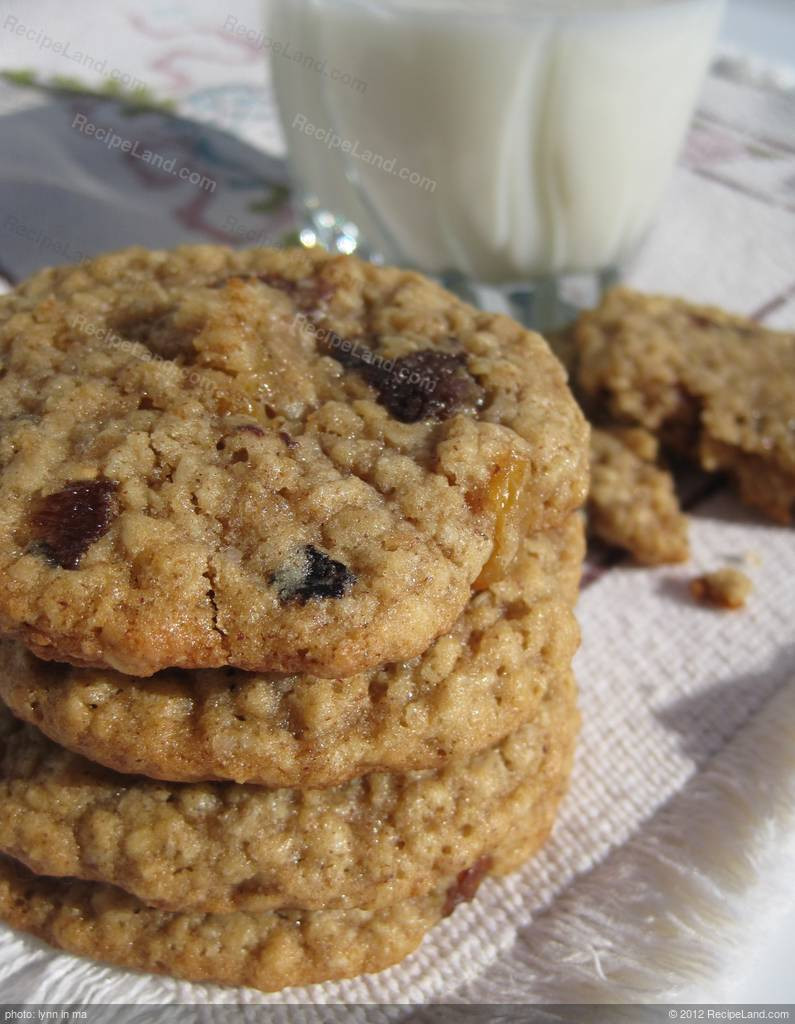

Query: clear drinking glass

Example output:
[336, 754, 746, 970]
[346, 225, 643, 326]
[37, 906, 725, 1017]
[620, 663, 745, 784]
[266, 0, 725, 328]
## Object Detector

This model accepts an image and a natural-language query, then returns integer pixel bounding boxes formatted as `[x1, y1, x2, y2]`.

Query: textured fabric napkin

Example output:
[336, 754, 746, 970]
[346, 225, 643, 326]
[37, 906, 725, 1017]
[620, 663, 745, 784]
[0, 5, 793, 1004]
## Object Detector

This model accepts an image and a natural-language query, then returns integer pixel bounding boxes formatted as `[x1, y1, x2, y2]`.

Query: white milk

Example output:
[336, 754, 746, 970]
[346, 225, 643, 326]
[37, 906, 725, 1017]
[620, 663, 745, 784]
[268, 0, 724, 282]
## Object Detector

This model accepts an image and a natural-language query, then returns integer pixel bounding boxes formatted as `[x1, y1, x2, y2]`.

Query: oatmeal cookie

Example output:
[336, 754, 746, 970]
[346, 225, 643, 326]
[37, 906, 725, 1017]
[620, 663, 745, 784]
[0, 669, 576, 913]
[0, 784, 566, 992]
[0, 246, 588, 677]
[573, 287, 795, 524]
[589, 427, 689, 564]
[0, 517, 583, 787]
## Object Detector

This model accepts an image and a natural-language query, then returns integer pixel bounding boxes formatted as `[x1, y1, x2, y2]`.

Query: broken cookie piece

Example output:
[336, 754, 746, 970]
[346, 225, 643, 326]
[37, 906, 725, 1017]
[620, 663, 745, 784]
[572, 288, 795, 524]
[588, 428, 689, 564]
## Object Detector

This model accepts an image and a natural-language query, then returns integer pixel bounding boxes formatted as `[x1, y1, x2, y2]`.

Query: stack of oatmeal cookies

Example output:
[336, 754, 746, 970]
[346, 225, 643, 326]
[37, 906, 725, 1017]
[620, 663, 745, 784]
[0, 246, 588, 992]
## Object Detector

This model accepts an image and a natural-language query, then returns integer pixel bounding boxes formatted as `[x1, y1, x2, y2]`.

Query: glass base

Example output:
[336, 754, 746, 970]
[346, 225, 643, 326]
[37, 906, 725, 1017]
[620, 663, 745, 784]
[503, 268, 621, 332]
[296, 206, 619, 333]
[298, 198, 376, 261]
[433, 269, 620, 332]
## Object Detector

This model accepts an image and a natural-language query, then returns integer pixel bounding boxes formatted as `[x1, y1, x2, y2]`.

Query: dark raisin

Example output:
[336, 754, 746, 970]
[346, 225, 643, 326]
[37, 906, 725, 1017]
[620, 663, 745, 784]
[365, 350, 484, 423]
[233, 423, 265, 437]
[319, 334, 484, 422]
[212, 272, 335, 314]
[32, 479, 119, 570]
[224, 272, 295, 297]
[368, 678, 388, 703]
[209, 275, 251, 290]
[314, 327, 381, 372]
[278, 430, 298, 449]
[257, 272, 336, 312]
[442, 855, 494, 917]
[114, 310, 185, 361]
[688, 313, 715, 330]
[271, 544, 356, 605]
[218, 423, 265, 451]
[257, 273, 300, 293]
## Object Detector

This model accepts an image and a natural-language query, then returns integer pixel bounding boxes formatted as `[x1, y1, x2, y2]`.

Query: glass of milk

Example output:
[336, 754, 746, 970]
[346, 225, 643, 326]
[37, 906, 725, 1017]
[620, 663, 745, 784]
[266, 0, 725, 326]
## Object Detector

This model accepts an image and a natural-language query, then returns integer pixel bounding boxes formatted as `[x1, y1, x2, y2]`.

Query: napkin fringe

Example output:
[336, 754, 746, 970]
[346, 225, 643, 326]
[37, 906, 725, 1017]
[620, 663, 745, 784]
[460, 679, 795, 1005]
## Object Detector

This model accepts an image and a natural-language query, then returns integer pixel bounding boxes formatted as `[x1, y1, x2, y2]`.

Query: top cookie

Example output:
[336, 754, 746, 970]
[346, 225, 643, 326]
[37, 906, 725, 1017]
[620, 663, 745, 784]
[0, 246, 587, 677]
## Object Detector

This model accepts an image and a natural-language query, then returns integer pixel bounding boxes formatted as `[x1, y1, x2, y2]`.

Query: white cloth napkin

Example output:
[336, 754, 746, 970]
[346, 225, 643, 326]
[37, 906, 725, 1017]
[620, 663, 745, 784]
[0, 7, 793, 1004]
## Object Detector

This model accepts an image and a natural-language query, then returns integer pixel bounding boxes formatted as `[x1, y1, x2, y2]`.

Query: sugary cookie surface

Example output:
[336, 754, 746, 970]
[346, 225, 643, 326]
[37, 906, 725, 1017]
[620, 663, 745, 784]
[0, 777, 567, 992]
[0, 246, 588, 676]
[0, 516, 583, 788]
[0, 670, 577, 913]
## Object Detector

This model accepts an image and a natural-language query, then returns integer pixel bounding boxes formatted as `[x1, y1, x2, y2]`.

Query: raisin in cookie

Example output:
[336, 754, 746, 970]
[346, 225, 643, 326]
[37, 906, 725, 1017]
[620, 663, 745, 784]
[0, 669, 577, 913]
[0, 516, 583, 787]
[573, 288, 795, 524]
[0, 246, 588, 677]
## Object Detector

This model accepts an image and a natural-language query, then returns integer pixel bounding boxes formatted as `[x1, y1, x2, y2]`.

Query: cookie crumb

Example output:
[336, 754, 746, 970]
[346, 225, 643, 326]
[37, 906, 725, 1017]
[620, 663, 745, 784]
[690, 568, 752, 610]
